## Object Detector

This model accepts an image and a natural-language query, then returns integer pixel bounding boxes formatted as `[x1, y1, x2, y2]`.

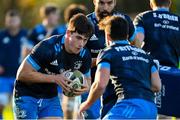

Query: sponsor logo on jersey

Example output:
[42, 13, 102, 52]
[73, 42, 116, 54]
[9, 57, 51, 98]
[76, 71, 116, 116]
[90, 34, 98, 41]
[50, 60, 58, 66]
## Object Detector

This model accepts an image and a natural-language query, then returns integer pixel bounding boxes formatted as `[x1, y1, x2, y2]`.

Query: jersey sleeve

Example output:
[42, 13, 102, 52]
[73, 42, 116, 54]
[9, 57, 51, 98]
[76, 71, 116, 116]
[26, 39, 54, 71]
[133, 13, 145, 34]
[96, 49, 112, 66]
[149, 56, 159, 73]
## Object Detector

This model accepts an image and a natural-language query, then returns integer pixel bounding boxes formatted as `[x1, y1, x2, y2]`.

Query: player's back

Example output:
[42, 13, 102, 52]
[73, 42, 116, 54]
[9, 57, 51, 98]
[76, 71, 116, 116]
[98, 42, 156, 102]
[134, 10, 180, 67]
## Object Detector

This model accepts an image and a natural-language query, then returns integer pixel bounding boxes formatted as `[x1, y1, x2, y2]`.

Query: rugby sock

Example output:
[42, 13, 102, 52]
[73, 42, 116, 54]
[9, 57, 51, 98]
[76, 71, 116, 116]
[0, 114, 2, 119]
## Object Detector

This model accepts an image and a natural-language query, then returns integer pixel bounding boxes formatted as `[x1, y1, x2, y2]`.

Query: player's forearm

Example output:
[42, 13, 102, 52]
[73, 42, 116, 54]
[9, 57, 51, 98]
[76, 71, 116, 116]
[85, 77, 91, 90]
[134, 32, 144, 48]
[85, 81, 105, 107]
[17, 69, 55, 83]
[151, 71, 161, 92]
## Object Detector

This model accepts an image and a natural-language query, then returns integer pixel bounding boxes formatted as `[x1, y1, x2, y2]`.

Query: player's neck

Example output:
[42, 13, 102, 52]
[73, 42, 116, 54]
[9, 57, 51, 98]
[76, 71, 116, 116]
[64, 38, 73, 54]
[42, 20, 55, 30]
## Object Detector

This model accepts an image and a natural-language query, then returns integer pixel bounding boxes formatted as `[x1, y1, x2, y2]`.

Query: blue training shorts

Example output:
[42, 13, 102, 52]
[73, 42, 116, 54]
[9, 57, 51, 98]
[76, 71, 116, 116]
[103, 98, 157, 119]
[13, 96, 63, 119]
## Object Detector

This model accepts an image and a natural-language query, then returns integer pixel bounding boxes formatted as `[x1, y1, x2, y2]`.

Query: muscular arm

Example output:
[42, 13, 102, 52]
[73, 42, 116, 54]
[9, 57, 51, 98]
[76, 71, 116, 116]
[16, 57, 72, 92]
[134, 32, 145, 48]
[16, 59, 54, 83]
[151, 68, 161, 92]
[86, 67, 109, 105]
[80, 63, 110, 111]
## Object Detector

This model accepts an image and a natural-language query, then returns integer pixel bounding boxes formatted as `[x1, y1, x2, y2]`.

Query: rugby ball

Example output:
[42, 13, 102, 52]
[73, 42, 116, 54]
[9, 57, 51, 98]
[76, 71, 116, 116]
[63, 70, 84, 97]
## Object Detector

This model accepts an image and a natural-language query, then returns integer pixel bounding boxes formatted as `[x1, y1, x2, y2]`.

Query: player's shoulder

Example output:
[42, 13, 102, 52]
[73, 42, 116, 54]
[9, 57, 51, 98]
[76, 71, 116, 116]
[86, 12, 94, 19]
[33, 24, 45, 33]
[86, 12, 97, 23]
[54, 24, 67, 35]
[136, 10, 154, 18]
[113, 11, 133, 22]
[99, 46, 114, 57]
[19, 28, 28, 35]
[32, 35, 63, 55]
[42, 35, 63, 46]
[114, 11, 128, 18]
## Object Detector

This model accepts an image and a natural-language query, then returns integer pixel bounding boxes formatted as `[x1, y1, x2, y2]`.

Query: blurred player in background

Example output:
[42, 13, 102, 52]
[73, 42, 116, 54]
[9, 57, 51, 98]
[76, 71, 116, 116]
[53, 3, 88, 35]
[86, 0, 136, 118]
[0, 10, 29, 119]
[28, 3, 60, 46]
[13, 14, 93, 119]
[134, 0, 180, 68]
[80, 16, 161, 119]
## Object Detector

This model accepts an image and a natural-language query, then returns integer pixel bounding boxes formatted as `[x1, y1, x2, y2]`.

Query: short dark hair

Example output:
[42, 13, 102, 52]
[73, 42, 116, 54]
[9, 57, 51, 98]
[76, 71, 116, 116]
[150, 0, 171, 7]
[40, 4, 59, 18]
[99, 16, 129, 40]
[68, 13, 93, 39]
[6, 9, 20, 17]
[64, 4, 88, 22]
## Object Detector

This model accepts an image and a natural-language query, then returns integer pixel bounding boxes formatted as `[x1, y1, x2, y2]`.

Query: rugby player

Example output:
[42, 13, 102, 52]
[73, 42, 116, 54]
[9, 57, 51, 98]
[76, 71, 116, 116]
[134, 0, 180, 68]
[86, 0, 136, 118]
[80, 16, 161, 119]
[0, 10, 29, 119]
[13, 14, 93, 119]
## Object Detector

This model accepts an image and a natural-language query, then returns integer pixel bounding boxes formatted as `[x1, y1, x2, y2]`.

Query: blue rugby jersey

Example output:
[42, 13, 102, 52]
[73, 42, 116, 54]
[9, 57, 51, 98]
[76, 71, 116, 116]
[97, 40, 158, 102]
[87, 12, 135, 59]
[28, 24, 63, 45]
[134, 8, 180, 68]
[14, 35, 91, 98]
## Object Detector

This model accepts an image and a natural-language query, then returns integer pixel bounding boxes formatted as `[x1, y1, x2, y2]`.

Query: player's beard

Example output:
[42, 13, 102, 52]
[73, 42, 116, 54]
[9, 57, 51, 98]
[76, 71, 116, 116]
[95, 8, 114, 21]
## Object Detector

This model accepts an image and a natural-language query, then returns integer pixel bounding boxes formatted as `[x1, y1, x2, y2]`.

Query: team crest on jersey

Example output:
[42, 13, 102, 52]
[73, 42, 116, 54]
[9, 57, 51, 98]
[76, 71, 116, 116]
[74, 61, 82, 70]
[90, 34, 98, 41]
[132, 51, 138, 56]
[2, 37, 10, 44]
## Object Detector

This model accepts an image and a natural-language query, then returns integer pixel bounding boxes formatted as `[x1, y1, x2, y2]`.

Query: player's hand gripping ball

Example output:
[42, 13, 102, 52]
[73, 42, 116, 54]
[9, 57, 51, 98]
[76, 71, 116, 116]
[63, 70, 84, 97]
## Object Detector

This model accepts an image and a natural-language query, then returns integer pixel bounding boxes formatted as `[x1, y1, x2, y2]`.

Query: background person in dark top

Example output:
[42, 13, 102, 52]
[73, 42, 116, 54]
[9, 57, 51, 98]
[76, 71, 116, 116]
[86, 0, 136, 118]
[134, 0, 180, 68]
[53, 3, 88, 36]
[28, 3, 60, 46]
[0, 9, 29, 119]
[80, 16, 161, 119]
[13, 14, 93, 119]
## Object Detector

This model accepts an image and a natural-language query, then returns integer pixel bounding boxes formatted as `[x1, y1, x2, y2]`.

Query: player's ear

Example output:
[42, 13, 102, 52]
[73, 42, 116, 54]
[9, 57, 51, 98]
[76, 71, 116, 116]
[66, 30, 71, 38]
